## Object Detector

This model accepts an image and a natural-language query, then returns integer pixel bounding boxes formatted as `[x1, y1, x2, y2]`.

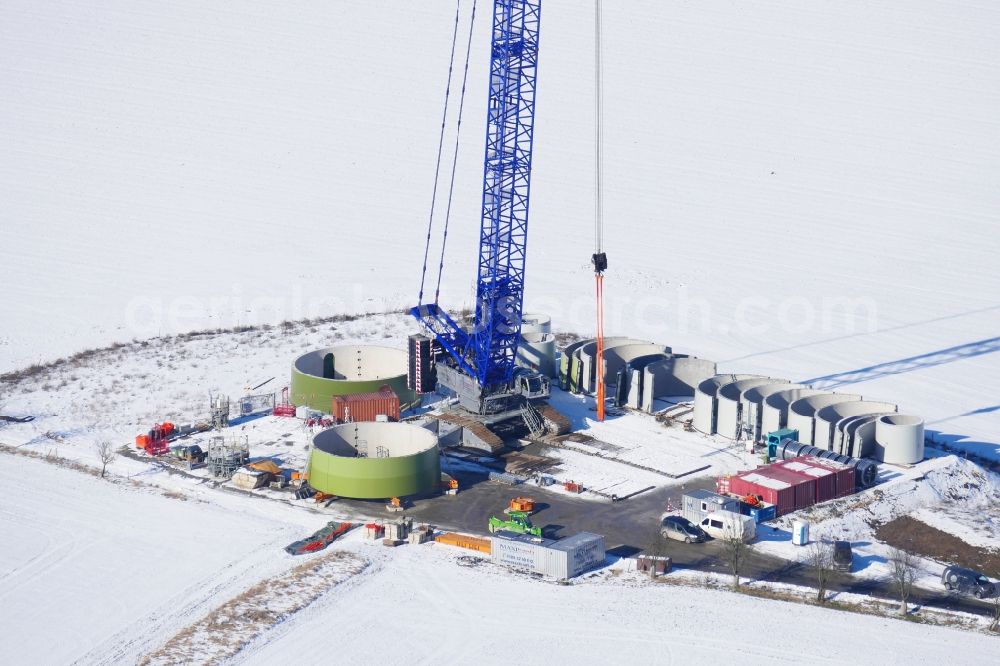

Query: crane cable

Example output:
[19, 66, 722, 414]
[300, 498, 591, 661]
[418, 0, 464, 306]
[594, 0, 604, 258]
[435, 0, 479, 305]
[594, 0, 608, 422]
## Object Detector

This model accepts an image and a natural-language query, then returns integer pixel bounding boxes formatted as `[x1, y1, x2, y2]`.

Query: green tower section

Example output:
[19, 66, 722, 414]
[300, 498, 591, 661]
[290, 345, 417, 413]
[308, 422, 440, 499]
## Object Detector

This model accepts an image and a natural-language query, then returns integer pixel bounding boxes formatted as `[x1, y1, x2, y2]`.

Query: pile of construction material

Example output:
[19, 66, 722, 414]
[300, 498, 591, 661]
[435, 532, 492, 554]
[560, 335, 716, 412]
[408, 524, 433, 544]
[284, 521, 354, 556]
[371, 519, 434, 546]
[692, 373, 925, 465]
[231, 460, 287, 490]
[167, 443, 206, 467]
[383, 518, 412, 547]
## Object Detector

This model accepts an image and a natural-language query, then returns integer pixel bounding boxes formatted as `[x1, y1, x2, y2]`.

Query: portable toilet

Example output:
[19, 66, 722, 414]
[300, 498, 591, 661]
[792, 520, 810, 546]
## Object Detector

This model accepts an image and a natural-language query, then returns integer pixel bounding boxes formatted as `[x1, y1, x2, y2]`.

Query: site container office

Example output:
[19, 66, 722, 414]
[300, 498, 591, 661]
[682, 489, 740, 524]
[552, 532, 606, 578]
[491, 531, 605, 580]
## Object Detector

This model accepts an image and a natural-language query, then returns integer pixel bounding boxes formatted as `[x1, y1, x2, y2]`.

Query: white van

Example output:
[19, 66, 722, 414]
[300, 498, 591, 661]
[698, 510, 756, 543]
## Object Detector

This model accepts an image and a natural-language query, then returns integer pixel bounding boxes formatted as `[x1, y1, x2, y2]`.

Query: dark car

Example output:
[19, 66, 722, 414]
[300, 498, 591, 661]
[661, 516, 707, 543]
[942, 566, 996, 599]
[832, 541, 853, 573]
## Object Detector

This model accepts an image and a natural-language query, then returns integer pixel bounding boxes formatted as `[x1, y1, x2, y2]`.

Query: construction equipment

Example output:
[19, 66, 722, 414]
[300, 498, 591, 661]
[135, 422, 173, 456]
[411, 0, 551, 420]
[440, 472, 460, 494]
[592, 0, 607, 422]
[504, 496, 535, 514]
[294, 484, 316, 500]
[273, 387, 296, 417]
[488, 510, 542, 537]
[387, 496, 404, 512]
[169, 443, 206, 463]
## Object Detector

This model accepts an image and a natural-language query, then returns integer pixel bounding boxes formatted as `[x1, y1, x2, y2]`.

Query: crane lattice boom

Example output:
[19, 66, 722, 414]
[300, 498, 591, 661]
[413, 0, 541, 394]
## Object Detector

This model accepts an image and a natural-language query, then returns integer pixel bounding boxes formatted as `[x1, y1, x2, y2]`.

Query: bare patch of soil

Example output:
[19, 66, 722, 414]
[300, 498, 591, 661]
[876, 515, 1000, 577]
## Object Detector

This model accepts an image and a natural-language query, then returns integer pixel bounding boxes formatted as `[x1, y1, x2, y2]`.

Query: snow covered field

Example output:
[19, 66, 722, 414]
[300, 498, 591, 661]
[240, 540, 999, 665]
[6, 452, 997, 665]
[2, 0, 999, 458]
[2, 0, 1000, 662]
[0, 454, 329, 664]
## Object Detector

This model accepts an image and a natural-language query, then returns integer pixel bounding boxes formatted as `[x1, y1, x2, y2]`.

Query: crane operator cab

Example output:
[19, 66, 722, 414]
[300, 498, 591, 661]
[514, 368, 550, 401]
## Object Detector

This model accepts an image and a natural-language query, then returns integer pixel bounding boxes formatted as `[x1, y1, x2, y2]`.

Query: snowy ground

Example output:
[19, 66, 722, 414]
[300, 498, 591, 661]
[549, 390, 748, 477]
[223, 540, 1000, 665]
[2, 0, 1000, 661]
[0, 453, 329, 665]
[9, 446, 995, 665]
[2, 0, 999, 460]
[750, 453, 1000, 592]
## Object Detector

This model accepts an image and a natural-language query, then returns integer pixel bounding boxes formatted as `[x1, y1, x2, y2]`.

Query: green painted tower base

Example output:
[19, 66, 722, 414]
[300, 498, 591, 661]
[290, 345, 417, 413]
[308, 422, 439, 499]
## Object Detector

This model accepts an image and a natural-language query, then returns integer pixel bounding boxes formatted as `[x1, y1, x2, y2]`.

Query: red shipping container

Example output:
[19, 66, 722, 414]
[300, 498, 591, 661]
[757, 466, 816, 510]
[795, 456, 856, 497]
[728, 471, 797, 516]
[776, 459, 837, 503]
[332, 385, 400, 423]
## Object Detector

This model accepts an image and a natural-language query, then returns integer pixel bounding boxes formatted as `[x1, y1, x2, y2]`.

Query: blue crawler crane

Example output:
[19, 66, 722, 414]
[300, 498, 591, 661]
[412, 0, 549, 419]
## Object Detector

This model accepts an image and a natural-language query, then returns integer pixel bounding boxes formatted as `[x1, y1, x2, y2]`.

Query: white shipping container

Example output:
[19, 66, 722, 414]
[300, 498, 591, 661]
[492, 533, 550, 571]
[491, 531, 605, 580]
[554, 533, 605, 577]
